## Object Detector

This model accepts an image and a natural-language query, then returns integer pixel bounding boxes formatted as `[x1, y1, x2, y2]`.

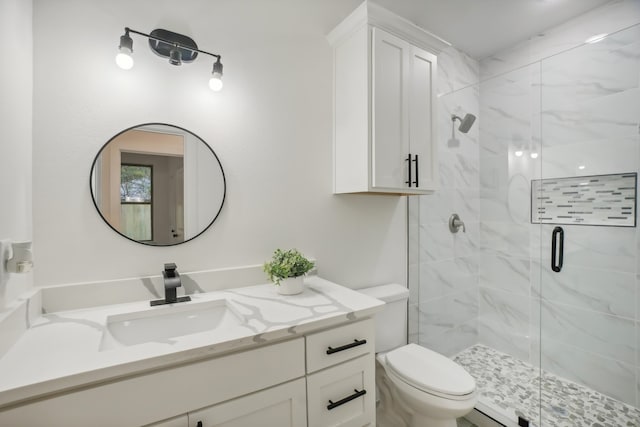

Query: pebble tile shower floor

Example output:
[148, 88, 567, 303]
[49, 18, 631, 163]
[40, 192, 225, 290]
[453, 344, 640, 427]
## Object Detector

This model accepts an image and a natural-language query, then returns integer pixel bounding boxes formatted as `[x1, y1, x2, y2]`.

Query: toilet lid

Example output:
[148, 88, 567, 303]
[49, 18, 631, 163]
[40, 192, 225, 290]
[385, 344, 475, 396]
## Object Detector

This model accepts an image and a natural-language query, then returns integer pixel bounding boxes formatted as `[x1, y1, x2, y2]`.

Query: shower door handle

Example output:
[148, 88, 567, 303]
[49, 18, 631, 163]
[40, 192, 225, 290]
[551, 226, 564, 273]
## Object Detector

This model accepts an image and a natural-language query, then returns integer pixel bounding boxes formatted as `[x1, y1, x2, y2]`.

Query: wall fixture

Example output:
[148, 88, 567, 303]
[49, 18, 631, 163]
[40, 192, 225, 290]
[116, 27, 224, 92]
[6, 241, 33, 274]
[448, 213, 466, 233]
[0, 240, 33, 286]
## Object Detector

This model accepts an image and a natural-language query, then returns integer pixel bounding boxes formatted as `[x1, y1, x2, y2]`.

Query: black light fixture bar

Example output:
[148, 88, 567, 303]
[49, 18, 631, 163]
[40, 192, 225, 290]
[125, 27, 222, 61]
[117, 26, 224, 91]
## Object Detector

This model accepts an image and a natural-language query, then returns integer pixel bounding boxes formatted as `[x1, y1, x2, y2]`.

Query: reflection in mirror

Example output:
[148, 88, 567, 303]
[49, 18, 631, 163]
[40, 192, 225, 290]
[90, 124, 226, 246]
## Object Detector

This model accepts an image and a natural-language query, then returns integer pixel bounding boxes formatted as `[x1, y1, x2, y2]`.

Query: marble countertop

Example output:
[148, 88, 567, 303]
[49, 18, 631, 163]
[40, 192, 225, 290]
[0, 276, 384, 409]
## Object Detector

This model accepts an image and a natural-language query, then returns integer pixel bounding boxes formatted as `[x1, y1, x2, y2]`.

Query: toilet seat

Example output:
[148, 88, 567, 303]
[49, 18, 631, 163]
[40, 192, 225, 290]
[385, 344, 476, 401]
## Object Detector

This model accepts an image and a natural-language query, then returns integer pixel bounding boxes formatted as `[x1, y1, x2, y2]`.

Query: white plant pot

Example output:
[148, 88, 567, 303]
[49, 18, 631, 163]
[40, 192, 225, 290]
[277, 276, 304, 295]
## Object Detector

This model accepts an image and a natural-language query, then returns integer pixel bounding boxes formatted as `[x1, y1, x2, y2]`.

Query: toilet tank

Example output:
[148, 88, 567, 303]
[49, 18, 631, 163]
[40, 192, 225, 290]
[359, 284, 410, 353]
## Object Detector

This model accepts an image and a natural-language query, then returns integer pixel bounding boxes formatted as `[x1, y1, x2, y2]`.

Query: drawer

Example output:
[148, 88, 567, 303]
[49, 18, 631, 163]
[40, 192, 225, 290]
[307, 354, 375, 427]
[306, 319, 374, 373]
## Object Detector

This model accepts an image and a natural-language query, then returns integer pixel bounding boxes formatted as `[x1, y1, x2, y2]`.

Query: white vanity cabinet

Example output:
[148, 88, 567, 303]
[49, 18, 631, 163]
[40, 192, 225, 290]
[147, 380, 306, 427]
[328, 2, 447, 195]
[0, 320, 377, 427]
[306, 319, 376, 427]
[0, 338, 306, 427]
[188, 378, 307, 427]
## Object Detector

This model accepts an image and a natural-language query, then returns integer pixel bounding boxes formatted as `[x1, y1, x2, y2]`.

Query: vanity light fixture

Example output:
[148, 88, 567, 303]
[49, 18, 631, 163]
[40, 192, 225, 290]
[115, 27, 224, 91]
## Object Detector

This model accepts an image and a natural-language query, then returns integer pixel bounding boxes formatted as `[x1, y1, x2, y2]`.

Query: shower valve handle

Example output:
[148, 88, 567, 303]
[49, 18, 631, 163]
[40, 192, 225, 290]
[449, 213, 466, 233]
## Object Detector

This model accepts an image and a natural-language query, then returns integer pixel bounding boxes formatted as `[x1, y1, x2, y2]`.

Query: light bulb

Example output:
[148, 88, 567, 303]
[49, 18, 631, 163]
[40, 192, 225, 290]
[209, 73, 223, 91]
[515, 150, 523, 157]
[530, 152, 539, 159]
[116, 47, 134, 70]
[209, 58, 224, 92]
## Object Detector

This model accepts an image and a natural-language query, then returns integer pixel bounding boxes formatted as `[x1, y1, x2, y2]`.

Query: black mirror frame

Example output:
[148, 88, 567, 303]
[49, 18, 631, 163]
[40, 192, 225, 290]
[89, 123, 226, 247]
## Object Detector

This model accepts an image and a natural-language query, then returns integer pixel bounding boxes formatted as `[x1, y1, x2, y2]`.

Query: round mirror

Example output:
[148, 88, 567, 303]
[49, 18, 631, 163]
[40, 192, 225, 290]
[90, 123, 226, 246]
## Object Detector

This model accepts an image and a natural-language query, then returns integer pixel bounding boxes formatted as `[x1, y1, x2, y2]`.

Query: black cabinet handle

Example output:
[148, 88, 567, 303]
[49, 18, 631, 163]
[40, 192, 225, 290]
[413, 154, 419, 187]
[405, 154, 413, 187]
[327, 389, 367, 410]
[326, 339, 367, 355]
[551, 226, 564, 273]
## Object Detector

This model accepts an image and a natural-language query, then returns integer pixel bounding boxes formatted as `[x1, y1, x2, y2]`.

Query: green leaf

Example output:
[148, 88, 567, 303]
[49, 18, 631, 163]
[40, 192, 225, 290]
[263, 248, 315, 285]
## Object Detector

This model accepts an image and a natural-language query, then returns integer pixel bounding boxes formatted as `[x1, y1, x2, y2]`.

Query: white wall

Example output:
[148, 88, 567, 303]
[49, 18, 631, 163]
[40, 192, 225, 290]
[32, 0, 406, 289]
[0, 0, 33, 308]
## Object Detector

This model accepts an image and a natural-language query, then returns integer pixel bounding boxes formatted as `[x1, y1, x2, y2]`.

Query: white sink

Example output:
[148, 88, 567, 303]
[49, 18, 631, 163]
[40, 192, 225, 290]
[100, 299, 245, 350]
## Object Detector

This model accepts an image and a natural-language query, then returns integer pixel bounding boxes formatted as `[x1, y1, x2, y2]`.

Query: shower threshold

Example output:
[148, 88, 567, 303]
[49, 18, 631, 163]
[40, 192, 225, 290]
[453, 344, 640, 427]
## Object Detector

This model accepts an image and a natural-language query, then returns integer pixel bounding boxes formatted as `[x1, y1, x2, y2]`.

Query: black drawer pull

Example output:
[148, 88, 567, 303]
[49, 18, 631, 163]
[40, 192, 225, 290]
[326, 339, 367, 355]
[327, 389, 367, 410]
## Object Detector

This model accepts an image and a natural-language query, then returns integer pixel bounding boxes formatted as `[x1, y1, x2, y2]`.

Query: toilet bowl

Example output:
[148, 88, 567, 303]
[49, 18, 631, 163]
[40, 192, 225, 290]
[358, 284, 477, 427]
[377, 344, 477, 427]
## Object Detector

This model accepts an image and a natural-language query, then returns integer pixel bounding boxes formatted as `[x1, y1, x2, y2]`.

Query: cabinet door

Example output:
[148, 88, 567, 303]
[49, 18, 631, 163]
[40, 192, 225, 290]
[189, 378, 306, 427]
[409, 45, 438, 190]
[372, 27, 410, 190]
[307, 355, 375, 427]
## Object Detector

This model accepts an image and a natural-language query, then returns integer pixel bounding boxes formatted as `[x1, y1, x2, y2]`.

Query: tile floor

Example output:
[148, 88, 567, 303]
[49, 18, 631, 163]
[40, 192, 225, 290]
[453, 344, 640, 427]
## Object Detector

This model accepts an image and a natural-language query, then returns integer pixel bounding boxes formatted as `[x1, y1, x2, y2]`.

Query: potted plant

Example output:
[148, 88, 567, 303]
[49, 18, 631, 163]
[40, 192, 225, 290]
[263, 248, 315, 295]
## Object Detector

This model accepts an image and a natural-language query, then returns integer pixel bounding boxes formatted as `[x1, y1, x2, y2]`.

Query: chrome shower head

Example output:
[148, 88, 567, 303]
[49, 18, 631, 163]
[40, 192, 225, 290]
[452, 113, 476, 133]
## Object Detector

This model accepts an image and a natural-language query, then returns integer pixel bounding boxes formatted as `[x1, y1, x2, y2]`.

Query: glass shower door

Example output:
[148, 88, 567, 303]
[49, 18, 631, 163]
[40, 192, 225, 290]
[537, 24, 640, 426]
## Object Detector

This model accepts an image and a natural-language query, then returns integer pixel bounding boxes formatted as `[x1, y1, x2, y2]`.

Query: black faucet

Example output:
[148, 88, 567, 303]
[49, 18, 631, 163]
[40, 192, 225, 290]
[150, 263, 192, 306]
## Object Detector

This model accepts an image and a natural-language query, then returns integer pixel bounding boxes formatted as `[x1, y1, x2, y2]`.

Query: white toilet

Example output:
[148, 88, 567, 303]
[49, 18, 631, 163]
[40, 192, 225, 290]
[359, 284, 477, 427]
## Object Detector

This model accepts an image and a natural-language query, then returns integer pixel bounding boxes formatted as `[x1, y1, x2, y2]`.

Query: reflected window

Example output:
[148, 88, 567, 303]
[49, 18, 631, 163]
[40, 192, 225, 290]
[120, 164, 152, 241]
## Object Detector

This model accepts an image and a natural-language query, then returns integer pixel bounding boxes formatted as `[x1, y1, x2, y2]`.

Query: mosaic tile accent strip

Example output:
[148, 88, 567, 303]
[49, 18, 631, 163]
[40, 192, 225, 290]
[531, 173, 637, 227]
[453, 344, 640, 427]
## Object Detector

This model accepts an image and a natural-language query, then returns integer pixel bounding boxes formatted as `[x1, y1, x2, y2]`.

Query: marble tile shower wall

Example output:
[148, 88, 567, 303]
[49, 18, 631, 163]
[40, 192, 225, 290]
[477, 63, 540, 364]
[408, 46, 481, 357]
[477, 17, 640, 406]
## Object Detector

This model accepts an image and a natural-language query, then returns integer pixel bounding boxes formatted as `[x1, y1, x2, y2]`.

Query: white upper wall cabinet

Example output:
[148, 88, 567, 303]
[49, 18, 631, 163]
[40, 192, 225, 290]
[328, 1, 448, 195]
